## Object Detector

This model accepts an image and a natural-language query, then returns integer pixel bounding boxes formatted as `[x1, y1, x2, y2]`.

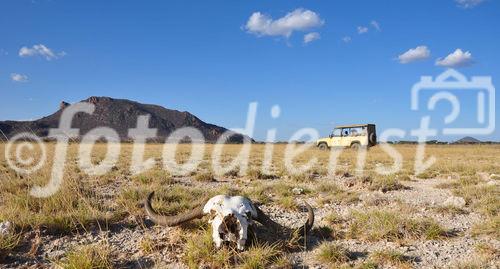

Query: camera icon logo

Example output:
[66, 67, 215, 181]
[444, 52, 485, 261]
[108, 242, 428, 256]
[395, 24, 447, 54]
[411, 69, 495, 135]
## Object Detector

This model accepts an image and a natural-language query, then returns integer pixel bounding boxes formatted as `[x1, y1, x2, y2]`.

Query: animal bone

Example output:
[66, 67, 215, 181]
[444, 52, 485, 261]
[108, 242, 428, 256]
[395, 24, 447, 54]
[204, 195, 257, 250]
[144, 192, 314, 250]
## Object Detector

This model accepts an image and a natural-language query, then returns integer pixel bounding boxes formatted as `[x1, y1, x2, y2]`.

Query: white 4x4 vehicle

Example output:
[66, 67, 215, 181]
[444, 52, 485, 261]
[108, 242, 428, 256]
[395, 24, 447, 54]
[316, 124, 377, 150]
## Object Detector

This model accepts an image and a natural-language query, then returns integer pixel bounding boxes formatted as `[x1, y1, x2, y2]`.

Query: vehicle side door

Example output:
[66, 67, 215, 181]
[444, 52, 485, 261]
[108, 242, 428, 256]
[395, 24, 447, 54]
[329, 128, 342, 147]
[340, 128, 351, 147]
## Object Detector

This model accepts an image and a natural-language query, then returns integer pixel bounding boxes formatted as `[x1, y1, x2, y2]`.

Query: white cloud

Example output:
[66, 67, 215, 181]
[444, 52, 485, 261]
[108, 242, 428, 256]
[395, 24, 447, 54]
[456, 0, 484, 8]
[11, 73, 28, 82]
[19, 44, 65, 60]
[436, 49, 474, 67]
[245, 8, 324, 38]
[342, 36, 352, 43]
[371, 20, 381, 31]
[397, 46, 431, 64]
[303, 32, 320, 44]
[357, 26, 368, 34]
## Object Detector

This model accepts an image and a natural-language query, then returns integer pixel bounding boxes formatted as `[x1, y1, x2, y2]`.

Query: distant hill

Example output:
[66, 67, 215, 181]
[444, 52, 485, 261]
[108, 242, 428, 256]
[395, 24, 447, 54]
[453, 136, 482, 144]
[0, 96, 252, 143]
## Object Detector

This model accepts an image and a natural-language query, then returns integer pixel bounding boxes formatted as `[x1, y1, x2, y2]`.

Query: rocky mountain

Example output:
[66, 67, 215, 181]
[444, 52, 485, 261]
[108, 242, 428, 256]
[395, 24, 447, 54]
[0, 96, 252, 143]
[453, 136, 482, 144]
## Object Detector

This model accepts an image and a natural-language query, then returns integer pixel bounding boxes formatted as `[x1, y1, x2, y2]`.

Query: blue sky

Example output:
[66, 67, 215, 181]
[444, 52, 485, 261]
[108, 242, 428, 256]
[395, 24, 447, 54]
[1, 0, 499, 141]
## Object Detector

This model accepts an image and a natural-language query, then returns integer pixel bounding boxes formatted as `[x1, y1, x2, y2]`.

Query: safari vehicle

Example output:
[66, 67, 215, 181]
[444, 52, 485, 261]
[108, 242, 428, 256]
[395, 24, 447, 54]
[317, 124, 377, 150]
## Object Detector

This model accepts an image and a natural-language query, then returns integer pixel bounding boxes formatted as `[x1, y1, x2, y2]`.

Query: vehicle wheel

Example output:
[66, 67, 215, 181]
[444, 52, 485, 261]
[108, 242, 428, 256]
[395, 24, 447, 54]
[350, 142, 360, 150]
[318, 143, 328, 151]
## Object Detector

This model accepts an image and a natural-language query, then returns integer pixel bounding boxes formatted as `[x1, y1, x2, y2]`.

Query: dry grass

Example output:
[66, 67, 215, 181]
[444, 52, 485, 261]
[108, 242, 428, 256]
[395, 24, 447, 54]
[347, 210, 448, 241]
[315, 242, 351, 266]
[183, 228, 287, 269]
[369, 250, 414, 269]
[0, 177, 114, 234]
[471, 216, 499, 239]
[474, 242, 498, 260]
[55, 242, 113, 269]
[194, 170, 215, 182]
[0, 143, 499, 267]
[0, 231, 21, 261]
[246, 168, 277, 180]
[368, 176, 406, 192]
[117, 184, 210, 220]
[131, 169, 172, 185]
[433, 205, 468, 215]
[315, 182, 360, 206]
[452, 184, 499, 217]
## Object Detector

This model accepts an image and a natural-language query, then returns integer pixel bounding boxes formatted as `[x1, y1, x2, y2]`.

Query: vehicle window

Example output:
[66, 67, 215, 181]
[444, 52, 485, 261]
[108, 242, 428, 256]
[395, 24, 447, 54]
[331, 129, 341, 137]
[350, 127, 364, 136]
[342, 128, 350, 137]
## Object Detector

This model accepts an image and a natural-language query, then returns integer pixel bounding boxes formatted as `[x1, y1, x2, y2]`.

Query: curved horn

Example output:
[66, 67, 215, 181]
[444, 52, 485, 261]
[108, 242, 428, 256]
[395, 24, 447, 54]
[254, 202, 314, 235]
[144, 192, 206, 226]
[296, 202, 315, 234]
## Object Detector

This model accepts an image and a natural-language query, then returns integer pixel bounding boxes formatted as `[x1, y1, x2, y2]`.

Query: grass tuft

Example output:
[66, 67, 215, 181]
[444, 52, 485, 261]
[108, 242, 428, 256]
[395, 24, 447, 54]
[132, 169, 172, 185]
[246, 169, 277, 180]
[194, 171, 215, 182]
[471, 215, 499, 239]
[0, 231, 21, 261]
[316, 242, 351, 266]
[56, 243, 113, 269]
[316, 183, 359, 205]
[370, 250, 414, 269]
[347, 210, 448, 241]
[368, 176, 405, 192]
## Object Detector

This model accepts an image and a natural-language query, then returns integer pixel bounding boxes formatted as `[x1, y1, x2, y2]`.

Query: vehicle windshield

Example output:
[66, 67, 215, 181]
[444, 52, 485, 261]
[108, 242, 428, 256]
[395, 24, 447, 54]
[331, 128, 342, 137]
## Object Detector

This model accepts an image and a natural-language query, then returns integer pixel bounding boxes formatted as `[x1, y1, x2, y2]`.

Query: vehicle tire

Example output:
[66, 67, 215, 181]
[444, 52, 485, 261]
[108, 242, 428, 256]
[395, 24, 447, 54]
[350, 142, 360, 150]
[318, 143, 329, 151]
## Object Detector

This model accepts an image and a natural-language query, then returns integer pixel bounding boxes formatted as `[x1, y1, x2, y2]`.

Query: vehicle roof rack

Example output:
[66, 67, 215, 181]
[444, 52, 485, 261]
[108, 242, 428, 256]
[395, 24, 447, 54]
[335, 124, 375, 128]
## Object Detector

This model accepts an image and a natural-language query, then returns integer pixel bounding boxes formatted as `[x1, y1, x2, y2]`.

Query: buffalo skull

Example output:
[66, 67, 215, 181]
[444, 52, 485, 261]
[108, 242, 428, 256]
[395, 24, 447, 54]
[144, 192, 314, 250]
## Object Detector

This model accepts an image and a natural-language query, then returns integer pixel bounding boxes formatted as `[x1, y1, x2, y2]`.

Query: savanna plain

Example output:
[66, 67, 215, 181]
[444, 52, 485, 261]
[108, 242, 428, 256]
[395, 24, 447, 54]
[0, 143, 499, 268]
